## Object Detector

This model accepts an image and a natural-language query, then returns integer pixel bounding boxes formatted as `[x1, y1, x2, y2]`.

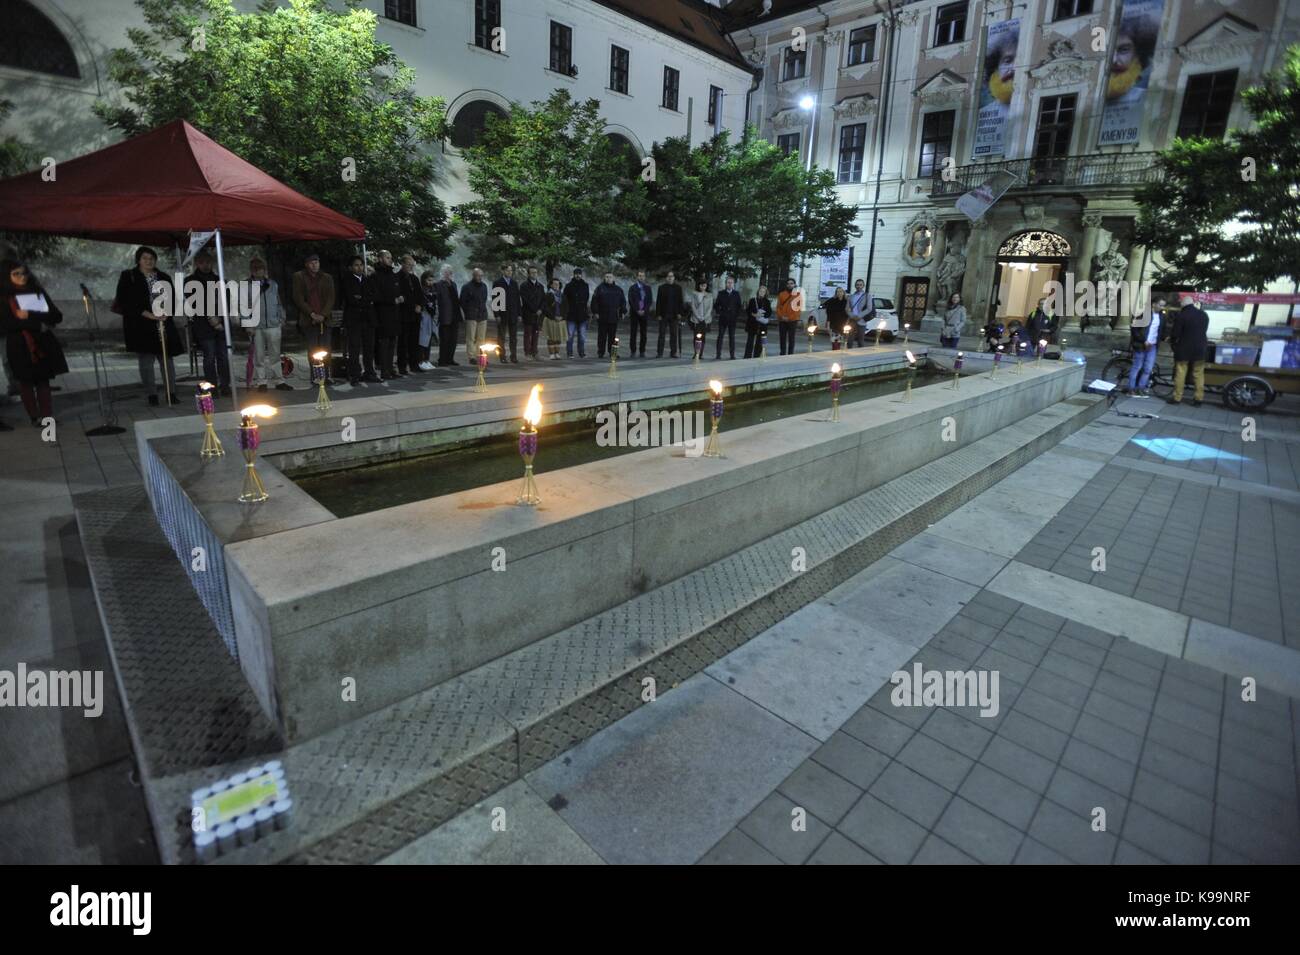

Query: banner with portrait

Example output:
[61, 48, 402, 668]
[972, 18, 1019, 158]
[1097, 0, 1165, 146]
[818, 247, 853, 302]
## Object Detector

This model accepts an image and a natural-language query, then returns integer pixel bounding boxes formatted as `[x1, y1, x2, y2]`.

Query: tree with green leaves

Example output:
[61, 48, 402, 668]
[454, 89, 647, 281]
[1134, 45, 1300, 291]
[0, 100, 62, 261]
[94, 0, 450, 261]
[635, 129, 858, 287]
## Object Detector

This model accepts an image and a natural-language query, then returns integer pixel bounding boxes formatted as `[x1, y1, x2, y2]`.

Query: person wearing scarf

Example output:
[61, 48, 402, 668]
[2, 260, 68, 426]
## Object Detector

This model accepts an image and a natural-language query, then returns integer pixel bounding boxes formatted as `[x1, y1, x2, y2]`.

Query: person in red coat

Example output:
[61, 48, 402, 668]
[2, 259, 68, 426]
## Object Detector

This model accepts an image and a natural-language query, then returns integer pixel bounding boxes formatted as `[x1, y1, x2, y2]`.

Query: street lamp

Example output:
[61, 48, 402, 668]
[797, 94, 820, 292]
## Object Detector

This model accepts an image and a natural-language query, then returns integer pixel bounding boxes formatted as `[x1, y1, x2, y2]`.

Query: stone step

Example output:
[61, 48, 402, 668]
[76, 392, 1106, 864]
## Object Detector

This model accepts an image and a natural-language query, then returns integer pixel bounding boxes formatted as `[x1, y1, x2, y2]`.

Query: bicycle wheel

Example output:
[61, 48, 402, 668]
[1148, 367, 1174, 398]
[1100, 357, 1131, 388]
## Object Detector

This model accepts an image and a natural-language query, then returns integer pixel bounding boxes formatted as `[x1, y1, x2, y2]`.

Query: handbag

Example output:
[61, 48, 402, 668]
[418, 310, 434, 349]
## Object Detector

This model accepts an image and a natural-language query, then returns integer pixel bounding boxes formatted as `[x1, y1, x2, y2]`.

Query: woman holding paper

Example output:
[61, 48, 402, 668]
[2, 260, 68, 426]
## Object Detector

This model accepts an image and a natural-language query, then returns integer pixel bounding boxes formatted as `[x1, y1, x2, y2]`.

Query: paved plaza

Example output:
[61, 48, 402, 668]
[2, 332, 1298, 864]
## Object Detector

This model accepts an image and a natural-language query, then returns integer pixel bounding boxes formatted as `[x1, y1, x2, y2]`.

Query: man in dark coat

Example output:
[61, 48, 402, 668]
[433, 266, 461, 366]
[655, 270, 685, 358]
[713, 275, 742, 360]
[519, 266, 546, 360]
[492, 264, 523, 363]
[1168, 293, 1211, 406]
[341, 254, 379, 385]
[459, 268, 490, 362]
[371, 250, 404, 378]
[591, 272, 626, 359]
[396, 254, 424, 375]
[562, 268, 591, 358]
[627, 270, 653, 357]
[186, 251, 231, 394]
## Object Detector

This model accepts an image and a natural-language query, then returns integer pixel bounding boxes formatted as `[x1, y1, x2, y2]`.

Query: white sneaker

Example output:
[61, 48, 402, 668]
[418, 361, 434, 371]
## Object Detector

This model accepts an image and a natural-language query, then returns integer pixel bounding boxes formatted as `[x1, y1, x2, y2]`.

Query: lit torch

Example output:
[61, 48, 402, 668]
[196, 380, 224, 458]
[237, 405, 278, 503]
[311, 350, 331, 412]
[702, 379, 725, 458]
[829, 362, 843, 422]
[516, 384, 543, 506]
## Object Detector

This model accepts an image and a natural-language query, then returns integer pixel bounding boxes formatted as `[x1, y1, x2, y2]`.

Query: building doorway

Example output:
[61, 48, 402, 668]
[991, 230, 1071, 328]
[899, 277, 929, 329]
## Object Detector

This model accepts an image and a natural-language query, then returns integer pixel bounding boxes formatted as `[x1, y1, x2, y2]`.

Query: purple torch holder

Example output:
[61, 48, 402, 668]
[994, 350, 1002, 366]
[954, 354, 964, 371]
[310, 362, 327, 384]
[478, 353, 488, 370]
[196, 391, 214, 416]
[830, 377, 843, 395]
[1036, 342, 1046, 358]
[711, 398, 724, 421]
[518, 428, 538, 458]
[237, 422, 260, 453]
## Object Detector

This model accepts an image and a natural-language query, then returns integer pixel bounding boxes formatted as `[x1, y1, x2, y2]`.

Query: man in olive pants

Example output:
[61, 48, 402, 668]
[1168, 292, 1210, 407]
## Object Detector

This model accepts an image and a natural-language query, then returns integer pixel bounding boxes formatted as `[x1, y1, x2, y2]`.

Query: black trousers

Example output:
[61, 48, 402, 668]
[597, 321, 619, 357]
[628, 313, 648, 355]
[398, 321, 421, 372]
[778, 321, 797, 355]
[437, 322, 458, 365]
[656, 318, 681, 356]
[715, 319, 736, 358]
[744, 328, 765, 358]
[345, 319, 376, 380]
[375, 332, 396, 374]
[497, 316, 518, 359]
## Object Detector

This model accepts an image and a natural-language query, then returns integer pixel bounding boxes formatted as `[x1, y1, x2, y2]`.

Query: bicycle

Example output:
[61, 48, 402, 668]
[1099, 347, 1175, 404]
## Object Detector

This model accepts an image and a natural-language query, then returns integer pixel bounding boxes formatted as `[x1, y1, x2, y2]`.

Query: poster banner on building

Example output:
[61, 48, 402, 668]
[973, 18, 1020, 158]
[956, 169, 1020, 221]
[1098, 0, 1165, 146]
[819, 247, 853, 301]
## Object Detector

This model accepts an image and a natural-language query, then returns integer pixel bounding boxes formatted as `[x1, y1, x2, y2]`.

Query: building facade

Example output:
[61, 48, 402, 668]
[0, 0, 753, 291]
[726, 0, 1300, 330]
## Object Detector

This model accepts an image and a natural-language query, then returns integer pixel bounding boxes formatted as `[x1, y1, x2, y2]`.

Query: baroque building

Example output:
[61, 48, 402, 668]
[724, 0, 1300, 330]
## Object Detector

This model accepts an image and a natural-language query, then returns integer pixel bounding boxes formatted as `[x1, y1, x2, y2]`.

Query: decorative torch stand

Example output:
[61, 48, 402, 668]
[607, 337, 619, 379]
[1015, 343, 1026, 374]
[842, 324, 852, 352]
[196, 382, 224, 458]
[474, 345, 492, 392]
[807, 323, 816, 353]
[901, 351, 917, 403]
[702, 381, 724, 458]
[1036, 339, 1047, 366]
[875, 320, 886, 348]
[1058, 336, 1067, 360]
[516, 384, 544, 505]
[237, 407, 276, 503]
[693, 331, 704, 364]
[758, 328, 767, 362]
[952, 352, 964, 390]
[991, 345, 1002, 379]
[829, 363, 843, 422]
[311, 351, 331, 412]
[902, 323, 910, 345]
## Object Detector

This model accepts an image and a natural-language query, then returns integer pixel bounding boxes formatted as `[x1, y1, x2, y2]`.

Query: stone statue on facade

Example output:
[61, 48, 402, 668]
[1094, 237, 1127, 285]
[935, 233, 967, 306]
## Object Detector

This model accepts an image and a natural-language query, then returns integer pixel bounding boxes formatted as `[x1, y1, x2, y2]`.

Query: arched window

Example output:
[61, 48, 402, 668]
[449, 100, 508, 149]
[604, 132, 641, 179]
[0, 0, 80, 78]
[997, 230, 1071, 258]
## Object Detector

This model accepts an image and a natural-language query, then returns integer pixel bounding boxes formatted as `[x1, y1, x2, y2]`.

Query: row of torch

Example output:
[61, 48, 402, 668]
[192, 336, 1059, 509]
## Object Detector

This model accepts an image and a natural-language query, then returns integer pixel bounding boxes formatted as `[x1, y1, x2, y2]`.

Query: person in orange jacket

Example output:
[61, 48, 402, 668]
[776, 277, 804, 355]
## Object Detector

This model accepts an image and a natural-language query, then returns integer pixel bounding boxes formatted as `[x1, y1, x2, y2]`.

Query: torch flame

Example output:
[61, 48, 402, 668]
[905, 350, 916, 364]
[709, 379, 723, 397]
[198, 380, 214, 391]
[842, 324, 851, 334]
[831, 362, 841, 374]
[312, 350, 329, 361]
[1039, 339, 1047, 347]
[523, 384, 543, 428]
[240, 404, 278, 419]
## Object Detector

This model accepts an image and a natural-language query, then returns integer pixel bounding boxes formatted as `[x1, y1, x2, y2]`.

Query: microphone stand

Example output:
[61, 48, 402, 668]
[80, 284, 126, 436]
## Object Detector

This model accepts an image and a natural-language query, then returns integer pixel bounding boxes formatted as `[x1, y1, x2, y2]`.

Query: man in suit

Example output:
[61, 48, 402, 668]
[371, 249, 404, 379]
[713, 275, 742, 360]
[655, 270, 685, 358]
[341, 255, 379, 385]
[563, 267, 591, 358]
[396, 254, 424, 374]
[520, 266, 546, 360]
[492, 264, 523, 363]
[434, 265, 461, 366]
[460, 267, 490, 362]
[591, 271, 627, 359]
[626, 270, 654, 358]
[1168, 292, 1210, 406]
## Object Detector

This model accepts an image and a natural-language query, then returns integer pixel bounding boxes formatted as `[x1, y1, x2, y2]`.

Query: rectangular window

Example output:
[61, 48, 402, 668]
[917, 110, 955, 178]
[1176, 69, 1238, 139]
[846, 25, 877, 66]
[610, 45, 629, 94]
[549, 21, 573, 74]
[1052, 0, 1093, 20]
[708, 85, 723, 125]
[473, 0, 500, 49]
[782, 45, 807, 81]
[934, 2, 966, 47]
[384, 0, 416, 27]
[662, 66, 680, 110]
[777, 132, 800, 157]
[1034, 93, 1076, 157]
[837, 123, 867, 183]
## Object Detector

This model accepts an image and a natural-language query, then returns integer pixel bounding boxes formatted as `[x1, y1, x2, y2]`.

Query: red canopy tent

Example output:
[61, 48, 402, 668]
[0, 119, 367, 411]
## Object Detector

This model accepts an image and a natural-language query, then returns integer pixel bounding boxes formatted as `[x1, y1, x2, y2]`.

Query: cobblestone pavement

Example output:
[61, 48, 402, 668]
[394, 399, 1300, 865]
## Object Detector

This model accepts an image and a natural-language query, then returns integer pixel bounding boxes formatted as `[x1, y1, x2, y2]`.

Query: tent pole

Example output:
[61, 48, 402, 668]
[215, 228, 239, 414]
